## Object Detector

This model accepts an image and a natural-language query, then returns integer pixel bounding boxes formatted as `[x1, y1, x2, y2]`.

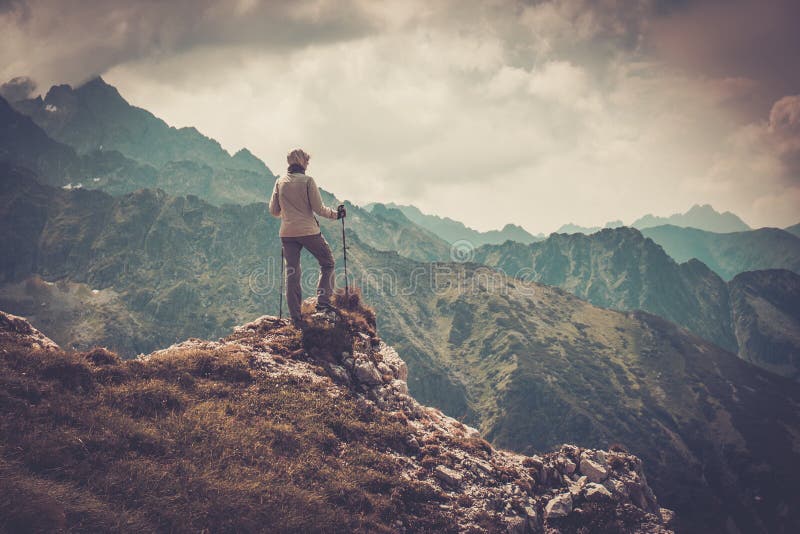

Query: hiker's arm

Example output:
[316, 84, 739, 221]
[268, 182, 281, 218]
[307, 177, 337, 219]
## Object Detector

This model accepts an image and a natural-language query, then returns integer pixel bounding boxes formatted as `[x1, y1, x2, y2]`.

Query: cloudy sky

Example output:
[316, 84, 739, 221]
[1, 0, 798, 232]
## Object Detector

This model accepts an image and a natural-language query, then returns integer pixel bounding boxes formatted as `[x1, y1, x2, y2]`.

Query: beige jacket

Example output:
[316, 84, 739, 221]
[269, 172, 338, 237]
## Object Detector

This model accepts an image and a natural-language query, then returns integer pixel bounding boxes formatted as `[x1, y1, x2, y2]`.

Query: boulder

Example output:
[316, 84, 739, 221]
[391, 379, 409, 395]
[379, 344, 408, 380]
[584, 482, 612, 501]
[326, 364, 350, 384]
[544, 493, 573, 519]
[559, 455, 576, 474]
[354, 359, 382, 385]
[579, 456, 608, 483]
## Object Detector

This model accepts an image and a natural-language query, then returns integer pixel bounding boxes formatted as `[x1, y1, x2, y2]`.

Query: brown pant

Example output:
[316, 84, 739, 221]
[281, 233, 335, 321]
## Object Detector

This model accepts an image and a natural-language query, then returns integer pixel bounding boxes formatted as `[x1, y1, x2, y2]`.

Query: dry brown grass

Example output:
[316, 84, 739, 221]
[332, 286, 377, 337]
[0, 340, 455, 533]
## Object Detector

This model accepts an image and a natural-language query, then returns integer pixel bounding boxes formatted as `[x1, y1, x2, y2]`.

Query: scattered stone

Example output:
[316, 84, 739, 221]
[505, 515, 527, 534]
[377, 361, 393, 376]
[434, 465, 463, 487]
[560, 455, 576, 474]
[544, 493, 573, 519]
[391, 378, 409, 395]
[660, 507, 676, 528]
[326, 364, 350, 384]
[579, 456, 608, 483]
[524, 505, 539, 525]
[585, 482, 613, 501]
[354, 359, 382, 385]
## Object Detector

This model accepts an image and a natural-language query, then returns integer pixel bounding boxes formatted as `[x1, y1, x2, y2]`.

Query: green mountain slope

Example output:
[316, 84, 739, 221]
[343, 202, 451, 262]
[642, 225, 800, 280]
[474, 228, 800, 380]
[0, 78, 449, 261]
[474, 228, 737, 353]
[729, 269, 800, 380]
[12, 77, 267, 175]
[359, 260, 800, 533]
[8, 78, 273, 206]
[0, 95, 158, 191]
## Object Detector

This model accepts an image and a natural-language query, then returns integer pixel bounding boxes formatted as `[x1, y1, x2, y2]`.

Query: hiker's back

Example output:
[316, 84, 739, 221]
[274, 173, 321, 237]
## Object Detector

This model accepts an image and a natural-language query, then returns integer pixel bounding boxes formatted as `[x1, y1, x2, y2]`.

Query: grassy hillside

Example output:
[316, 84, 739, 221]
[474, 228, 737, 352]
[729, 269, 800, 380]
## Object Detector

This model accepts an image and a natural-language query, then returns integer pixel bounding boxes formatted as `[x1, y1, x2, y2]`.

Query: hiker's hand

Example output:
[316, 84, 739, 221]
[337, 204, 346, 219]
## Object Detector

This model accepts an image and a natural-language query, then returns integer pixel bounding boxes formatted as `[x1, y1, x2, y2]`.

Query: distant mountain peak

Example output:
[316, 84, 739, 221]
[632, 204, 750, 233]
[368, 203, 542, 245]
[9, 76, 274, 185]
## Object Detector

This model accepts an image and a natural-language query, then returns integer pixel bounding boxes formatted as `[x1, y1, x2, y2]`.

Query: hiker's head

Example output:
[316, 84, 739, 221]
[287, 148, 310, 171]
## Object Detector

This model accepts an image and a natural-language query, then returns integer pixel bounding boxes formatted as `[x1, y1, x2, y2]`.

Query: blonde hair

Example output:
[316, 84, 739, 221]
[287, 148, 310, 169]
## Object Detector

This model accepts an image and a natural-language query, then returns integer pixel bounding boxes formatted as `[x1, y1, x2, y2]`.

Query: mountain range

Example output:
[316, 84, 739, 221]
[549, 205, 750, 236]
[365, 202, 544, 245]
[641, 225, 800, 281]
[474, 229, 800, 381]
[631, 204, 751, 233]
[3, 76, 800, 532]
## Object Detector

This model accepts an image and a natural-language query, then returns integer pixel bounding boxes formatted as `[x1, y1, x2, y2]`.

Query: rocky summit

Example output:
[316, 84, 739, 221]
[0, 303, 673, 533]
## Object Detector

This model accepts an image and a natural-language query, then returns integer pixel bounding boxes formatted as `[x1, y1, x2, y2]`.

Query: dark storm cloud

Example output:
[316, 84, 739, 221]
[0, 0, 379, 87]
[769, 95, 800, 178]
[647, 0, 800, 116]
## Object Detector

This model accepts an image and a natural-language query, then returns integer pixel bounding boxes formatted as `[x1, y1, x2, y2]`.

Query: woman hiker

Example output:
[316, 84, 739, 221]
[269, 148, 346, 327]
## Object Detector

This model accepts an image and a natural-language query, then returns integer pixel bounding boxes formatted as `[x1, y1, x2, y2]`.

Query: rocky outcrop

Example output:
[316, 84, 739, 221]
[146, 311, 674, 533]
[0, 310, 59, 351]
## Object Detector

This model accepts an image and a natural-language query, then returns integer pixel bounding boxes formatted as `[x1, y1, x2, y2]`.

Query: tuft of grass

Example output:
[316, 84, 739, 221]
[333, 286, 377, 337]
[82, 347, 122, 366]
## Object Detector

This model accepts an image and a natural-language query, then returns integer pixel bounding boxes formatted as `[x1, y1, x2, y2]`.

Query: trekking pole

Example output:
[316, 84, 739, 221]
[279, 246, 284, 320]
[340, 208, 349, 304]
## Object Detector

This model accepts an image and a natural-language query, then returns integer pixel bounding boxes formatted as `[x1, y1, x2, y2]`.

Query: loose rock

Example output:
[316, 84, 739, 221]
[545, 493, 573, 519]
